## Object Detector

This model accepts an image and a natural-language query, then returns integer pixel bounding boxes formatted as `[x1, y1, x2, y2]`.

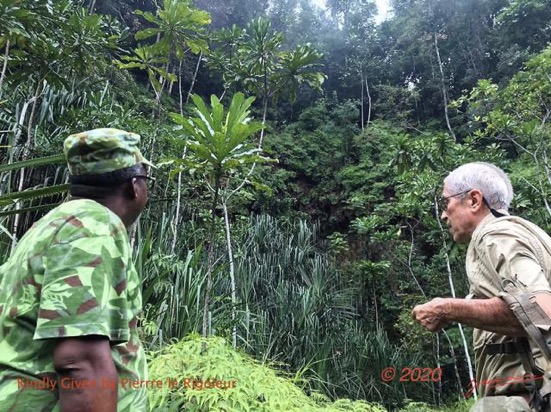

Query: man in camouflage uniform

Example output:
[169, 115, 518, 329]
[413, 162, 551, 411]
[0, 128, 153, 411]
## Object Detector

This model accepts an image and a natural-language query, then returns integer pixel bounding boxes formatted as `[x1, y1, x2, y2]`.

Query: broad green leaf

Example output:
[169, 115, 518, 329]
[0, 202, 62, 218]
[0, 184, 70, 206]
[135, 28, 161, 41]
[0, 154, 65, 173]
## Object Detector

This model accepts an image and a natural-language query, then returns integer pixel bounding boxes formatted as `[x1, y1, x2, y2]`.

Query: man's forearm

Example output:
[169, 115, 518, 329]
[57, 365, 118, 411]
[447, 297, 526, 336]
[54, 336, 118, 412]
[412, 297, 526, 336]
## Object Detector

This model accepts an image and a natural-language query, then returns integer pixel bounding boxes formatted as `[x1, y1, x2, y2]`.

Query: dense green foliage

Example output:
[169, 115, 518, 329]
[2, 0, 551, 410]
[147, 334, 385, 411]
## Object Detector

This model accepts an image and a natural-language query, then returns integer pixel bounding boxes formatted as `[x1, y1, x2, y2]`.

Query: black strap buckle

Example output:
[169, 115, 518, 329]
[485, 341, 526, 356]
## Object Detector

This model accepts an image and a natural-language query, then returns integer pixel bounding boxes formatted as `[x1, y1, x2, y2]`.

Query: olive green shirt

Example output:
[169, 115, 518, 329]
[467, 212, 551, 397]
[0, 199, 148, 411]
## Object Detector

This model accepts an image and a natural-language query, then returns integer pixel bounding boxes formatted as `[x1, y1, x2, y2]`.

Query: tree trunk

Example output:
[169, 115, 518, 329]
[26, 81, 43, 152]
[258, 96, 268, 149]
[360, 74, 365, 132]
[434, 32, 456, 141]
[152, 32, 165, 113]
[171, 149, 187, 254]
[433, 333, 441, 406]
[158, 34, 169, 98]
[372, 289, 378, 325]
[0, 39, 10, 100]
[179, 60, 184, 115]
[168, 78, 174, 96]
[88, 0, 97, 13]
[201, 175, 221, 353]
[222, 198, 237, 348]
[365, 77, 372, 126]
[186, 52, 203, 106]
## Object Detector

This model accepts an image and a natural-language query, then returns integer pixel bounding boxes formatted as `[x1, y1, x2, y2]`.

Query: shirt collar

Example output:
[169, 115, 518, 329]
[470, 210, 510, 244]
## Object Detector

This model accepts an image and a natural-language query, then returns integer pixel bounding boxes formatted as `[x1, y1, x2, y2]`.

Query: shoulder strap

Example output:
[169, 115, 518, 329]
[501, 289, 551, 361]
[501, 287, 551, 411]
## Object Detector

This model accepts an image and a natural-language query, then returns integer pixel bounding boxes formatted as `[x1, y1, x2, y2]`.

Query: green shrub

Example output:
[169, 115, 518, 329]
[147, 334, 386, 411]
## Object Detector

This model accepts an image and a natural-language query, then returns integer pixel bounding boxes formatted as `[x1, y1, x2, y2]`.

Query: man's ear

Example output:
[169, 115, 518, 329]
[125, 178, 139, 199]
[469, 189, 484, 211]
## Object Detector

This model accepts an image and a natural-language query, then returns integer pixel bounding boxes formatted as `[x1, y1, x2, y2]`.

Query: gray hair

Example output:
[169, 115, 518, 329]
[444, 162, 513, 210]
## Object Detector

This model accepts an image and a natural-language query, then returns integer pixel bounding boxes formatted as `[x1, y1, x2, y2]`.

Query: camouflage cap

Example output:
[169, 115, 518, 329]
[63, 128, 155, 176]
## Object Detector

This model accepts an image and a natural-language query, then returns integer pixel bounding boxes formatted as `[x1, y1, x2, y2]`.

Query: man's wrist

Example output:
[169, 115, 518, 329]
[440, 297, 461, 324]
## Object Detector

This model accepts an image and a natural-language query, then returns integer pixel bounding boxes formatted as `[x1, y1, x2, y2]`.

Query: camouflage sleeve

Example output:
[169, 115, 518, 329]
[34, 234, 131, 343]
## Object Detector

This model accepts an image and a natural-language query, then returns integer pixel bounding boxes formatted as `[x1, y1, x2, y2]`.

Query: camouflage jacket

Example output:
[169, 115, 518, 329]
[0, 199, 148, 411]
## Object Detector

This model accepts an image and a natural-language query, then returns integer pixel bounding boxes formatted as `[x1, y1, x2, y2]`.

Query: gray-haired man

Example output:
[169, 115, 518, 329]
[413, 162, 551, 411]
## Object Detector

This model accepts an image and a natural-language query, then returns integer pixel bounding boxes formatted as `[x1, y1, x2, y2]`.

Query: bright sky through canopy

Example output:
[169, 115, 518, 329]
[311, 0, 391, 23]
